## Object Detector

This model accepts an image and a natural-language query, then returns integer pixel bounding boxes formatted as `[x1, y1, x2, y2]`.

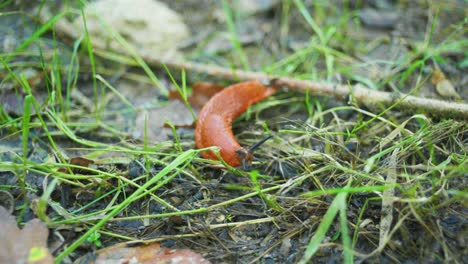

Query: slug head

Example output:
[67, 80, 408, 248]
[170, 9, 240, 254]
[235, 148, 253, 169]
[235, 135, 273, 169]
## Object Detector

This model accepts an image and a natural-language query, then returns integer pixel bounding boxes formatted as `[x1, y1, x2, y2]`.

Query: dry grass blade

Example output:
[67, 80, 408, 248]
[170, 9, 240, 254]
[379, 148, 398, 249]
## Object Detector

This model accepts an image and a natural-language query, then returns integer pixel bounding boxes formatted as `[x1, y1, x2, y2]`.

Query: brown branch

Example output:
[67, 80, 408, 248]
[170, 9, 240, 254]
[148, 58, 468, 120]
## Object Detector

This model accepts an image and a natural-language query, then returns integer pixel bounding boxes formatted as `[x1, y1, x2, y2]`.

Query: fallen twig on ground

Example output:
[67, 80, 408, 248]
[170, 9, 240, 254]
[147, 58, 468, 120]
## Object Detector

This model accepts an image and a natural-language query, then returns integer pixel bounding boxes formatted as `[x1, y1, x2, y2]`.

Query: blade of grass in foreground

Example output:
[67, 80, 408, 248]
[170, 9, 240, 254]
[54, 149, 198, 263]
[15, 94, 33, 223]
[298, 190, 352, 264]
[21, 95, 32, 196]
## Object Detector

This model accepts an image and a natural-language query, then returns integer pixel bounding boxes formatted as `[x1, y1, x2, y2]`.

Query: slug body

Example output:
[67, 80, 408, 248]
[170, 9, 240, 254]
[195, 80, 276, 167]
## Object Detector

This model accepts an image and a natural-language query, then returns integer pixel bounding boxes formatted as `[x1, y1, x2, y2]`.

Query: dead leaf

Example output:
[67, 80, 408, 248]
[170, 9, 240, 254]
[0, 206, 53, 264]
[57, 157, 95, 174]
[134, 100, 194, 141]
[75, 242, 210, 264]
[169, 82, 225, 110]
[432, 69, 461, 100]
[190, 82, 226, 109]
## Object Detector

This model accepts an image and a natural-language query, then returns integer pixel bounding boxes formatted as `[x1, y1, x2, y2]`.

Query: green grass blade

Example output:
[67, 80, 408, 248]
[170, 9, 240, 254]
[221, 0, 250, 70]
[3, 11, 69, 63]
[79, 6, 100, 120]
[20, 95, 32, 198]
[78, 0, 166, 96]
[54, 149, 197, 263]
[299, 191, 347, 263]
[339, 194, 353, 263]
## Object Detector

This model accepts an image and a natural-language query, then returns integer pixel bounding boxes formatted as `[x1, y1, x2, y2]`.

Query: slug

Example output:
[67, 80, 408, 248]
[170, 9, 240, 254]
[195, 80, 277, 167]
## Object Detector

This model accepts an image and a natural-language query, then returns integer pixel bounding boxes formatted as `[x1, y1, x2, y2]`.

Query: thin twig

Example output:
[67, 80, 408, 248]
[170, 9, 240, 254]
[147, 58, 468, 120]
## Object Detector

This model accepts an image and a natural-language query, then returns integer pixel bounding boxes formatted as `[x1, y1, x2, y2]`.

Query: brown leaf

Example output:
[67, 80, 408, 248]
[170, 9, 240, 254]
[431, 69, 447, 84]
[432, 69, 461, 100]
[190, 82, 225, 109]
[0, 206, 53, 264]
[169, 82, 225, 110]
[76, 242, 210, 264]
[436, 80, 461, 100]
[58, 157, 95, 174]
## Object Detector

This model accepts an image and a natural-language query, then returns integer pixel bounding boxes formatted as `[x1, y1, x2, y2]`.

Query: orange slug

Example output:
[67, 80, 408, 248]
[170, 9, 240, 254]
[195, 80, 277, 167]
